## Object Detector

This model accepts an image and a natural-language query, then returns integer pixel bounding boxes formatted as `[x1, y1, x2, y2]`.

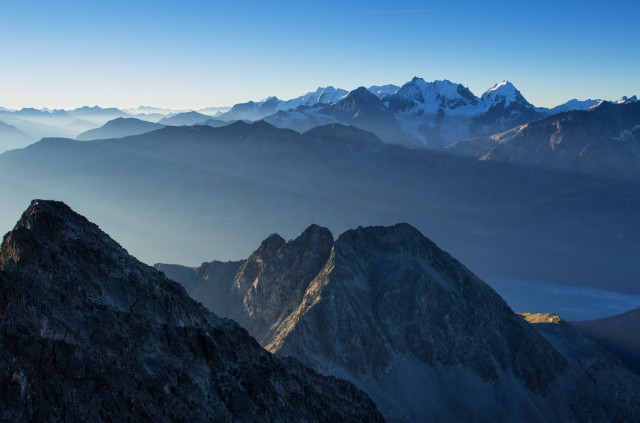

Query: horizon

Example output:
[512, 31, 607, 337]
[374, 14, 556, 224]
[1, 0, 638, 110]
[1, 78, 636, 113]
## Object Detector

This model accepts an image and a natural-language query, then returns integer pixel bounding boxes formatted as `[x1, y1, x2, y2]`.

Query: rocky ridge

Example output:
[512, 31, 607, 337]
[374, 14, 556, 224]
[0, 200, 384, 422]
[158, 223, 640, 422]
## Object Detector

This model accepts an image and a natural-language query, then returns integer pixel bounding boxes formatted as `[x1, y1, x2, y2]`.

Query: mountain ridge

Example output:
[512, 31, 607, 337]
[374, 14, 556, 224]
[158, 222, 640, 422]
[0, 199, 384, 422]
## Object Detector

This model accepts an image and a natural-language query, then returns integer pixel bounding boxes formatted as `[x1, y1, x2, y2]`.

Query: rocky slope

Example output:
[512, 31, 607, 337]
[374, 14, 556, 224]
[159, 224, 640, 422]
[448, 101, 640, 178]
[571, 307, 640, 375]
[522, 313, 640, 421]
[0, 200, 384, 422]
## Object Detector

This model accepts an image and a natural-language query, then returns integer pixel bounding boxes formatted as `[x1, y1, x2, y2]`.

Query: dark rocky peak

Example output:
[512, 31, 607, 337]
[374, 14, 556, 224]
[0, 200, 384, 422]
[333, 223, 453, 288]
[232, 233, 286, 293]
[295, 223, 334, 247]
[254, 232, 287, 259]
[235, 225, 334, 340]
[160, 222, 640, 422]
[0, 199, 202, 327]
[332, 87, 387, 114]
[1, 199, 127, 271]
[457, 83, 478, 104]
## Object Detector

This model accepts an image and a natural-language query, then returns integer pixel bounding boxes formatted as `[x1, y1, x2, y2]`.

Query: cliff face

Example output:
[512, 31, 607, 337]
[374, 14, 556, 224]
[0, 200, 384, 422]
[162, 223, 640, 422]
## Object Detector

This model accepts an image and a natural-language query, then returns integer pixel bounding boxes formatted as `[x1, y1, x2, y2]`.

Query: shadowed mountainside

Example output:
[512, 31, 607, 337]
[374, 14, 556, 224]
[0, 200, 384, 422]
[0, 116, 638, 294]
[158, 224, 640, 422]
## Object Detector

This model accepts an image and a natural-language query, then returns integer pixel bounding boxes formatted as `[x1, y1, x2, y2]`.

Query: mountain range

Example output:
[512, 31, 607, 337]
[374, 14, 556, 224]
[0, 200, 383, 421]
[0, 102, 638, 297]
[76, 117, 166, 141]
[2, 77, 636, 153]
[157, 223, 640, 422]
[572, 307, 640, 375]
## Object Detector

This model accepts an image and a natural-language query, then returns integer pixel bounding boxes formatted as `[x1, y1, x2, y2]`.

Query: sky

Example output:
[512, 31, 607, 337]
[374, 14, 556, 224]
[1, 0, 638, 110]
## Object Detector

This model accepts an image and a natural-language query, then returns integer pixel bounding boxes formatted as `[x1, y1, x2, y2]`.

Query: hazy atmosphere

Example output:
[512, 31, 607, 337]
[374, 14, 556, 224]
[1, 1, 640, 422]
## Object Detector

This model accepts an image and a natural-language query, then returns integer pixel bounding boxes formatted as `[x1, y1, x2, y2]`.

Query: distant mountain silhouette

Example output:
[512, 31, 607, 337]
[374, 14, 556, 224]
[572, 307, 640, 375]
[158, 111, 211, 126]
[76, 117, 165, 141]
[0, 120, 35, 152]
[0, 119, 638, 294]
[448, 101, 640, 179]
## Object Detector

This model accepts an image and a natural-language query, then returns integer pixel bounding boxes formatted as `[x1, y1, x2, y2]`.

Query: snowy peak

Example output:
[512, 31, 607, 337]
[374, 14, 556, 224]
[480, 80, 531, 109]
[368, 84, 399, 99]
[617, 95, 638, 104]
[293, 86, 348, 106]
[385, 77, 479, 114]
[541, 98, 601, 115]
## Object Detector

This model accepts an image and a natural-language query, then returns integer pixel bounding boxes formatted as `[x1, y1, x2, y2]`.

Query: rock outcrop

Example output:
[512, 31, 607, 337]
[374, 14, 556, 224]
[0, 200, 384, 422]
[161, 223, 640, 422]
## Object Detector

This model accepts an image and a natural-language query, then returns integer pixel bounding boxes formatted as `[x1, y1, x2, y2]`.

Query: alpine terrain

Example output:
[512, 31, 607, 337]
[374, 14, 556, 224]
[0, 200, 384, 422]
[158, 223, 640, 422]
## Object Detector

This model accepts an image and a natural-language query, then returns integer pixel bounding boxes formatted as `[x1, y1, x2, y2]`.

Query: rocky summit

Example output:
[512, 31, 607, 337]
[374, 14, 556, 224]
[160, 224, 640, 423]
[0, 200, 384, 422]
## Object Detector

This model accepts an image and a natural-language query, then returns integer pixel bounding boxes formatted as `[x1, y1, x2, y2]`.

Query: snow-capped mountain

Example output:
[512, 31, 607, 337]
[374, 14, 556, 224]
[538, 98, 601, 115]
[368, 84, 400, 98]
[256, 78, 545, 147]
[384, 77, 479, 114]
[218, 87, 349, 121]
[448, 101, 640, 179]
[214, 78, 638, 148]
[286, 86, 349, 108]
[617, 95, 638, 104]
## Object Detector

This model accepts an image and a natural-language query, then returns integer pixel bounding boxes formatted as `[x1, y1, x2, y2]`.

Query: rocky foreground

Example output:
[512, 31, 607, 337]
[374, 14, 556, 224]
[160, 224, 640, 422]
[0, 200, 384, 422]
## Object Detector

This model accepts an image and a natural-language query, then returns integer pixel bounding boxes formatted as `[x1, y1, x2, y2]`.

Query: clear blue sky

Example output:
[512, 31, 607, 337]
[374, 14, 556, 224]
[1, 0, 638, 109]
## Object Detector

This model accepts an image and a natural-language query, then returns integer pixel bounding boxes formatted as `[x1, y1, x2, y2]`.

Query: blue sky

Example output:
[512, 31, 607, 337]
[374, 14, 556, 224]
[1, 0, 638, 109]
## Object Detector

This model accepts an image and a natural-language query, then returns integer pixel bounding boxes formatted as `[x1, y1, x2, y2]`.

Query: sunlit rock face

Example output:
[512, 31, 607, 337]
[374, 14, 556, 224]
[161, 223, 640, 422]
[0, 200, 384, 422]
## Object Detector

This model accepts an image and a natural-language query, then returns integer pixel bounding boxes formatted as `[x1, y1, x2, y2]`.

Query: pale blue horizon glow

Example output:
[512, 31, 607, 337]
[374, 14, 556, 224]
[1, 0, 638, 110]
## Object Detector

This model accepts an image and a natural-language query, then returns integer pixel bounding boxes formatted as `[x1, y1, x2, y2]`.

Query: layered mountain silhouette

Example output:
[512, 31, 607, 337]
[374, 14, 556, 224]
[0, 200, 383, 422]
[76, 117, 166, 141]
[257, 78, 548, 147]
[158, 111, 211, 126]
[158, 224, 640, 422]
[0, 115, 638, 295]
[448, 101, 640, 178]
[2, 77, 635, 151]
[0, 120, 35, 151]
[572, 307, 640, 375]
